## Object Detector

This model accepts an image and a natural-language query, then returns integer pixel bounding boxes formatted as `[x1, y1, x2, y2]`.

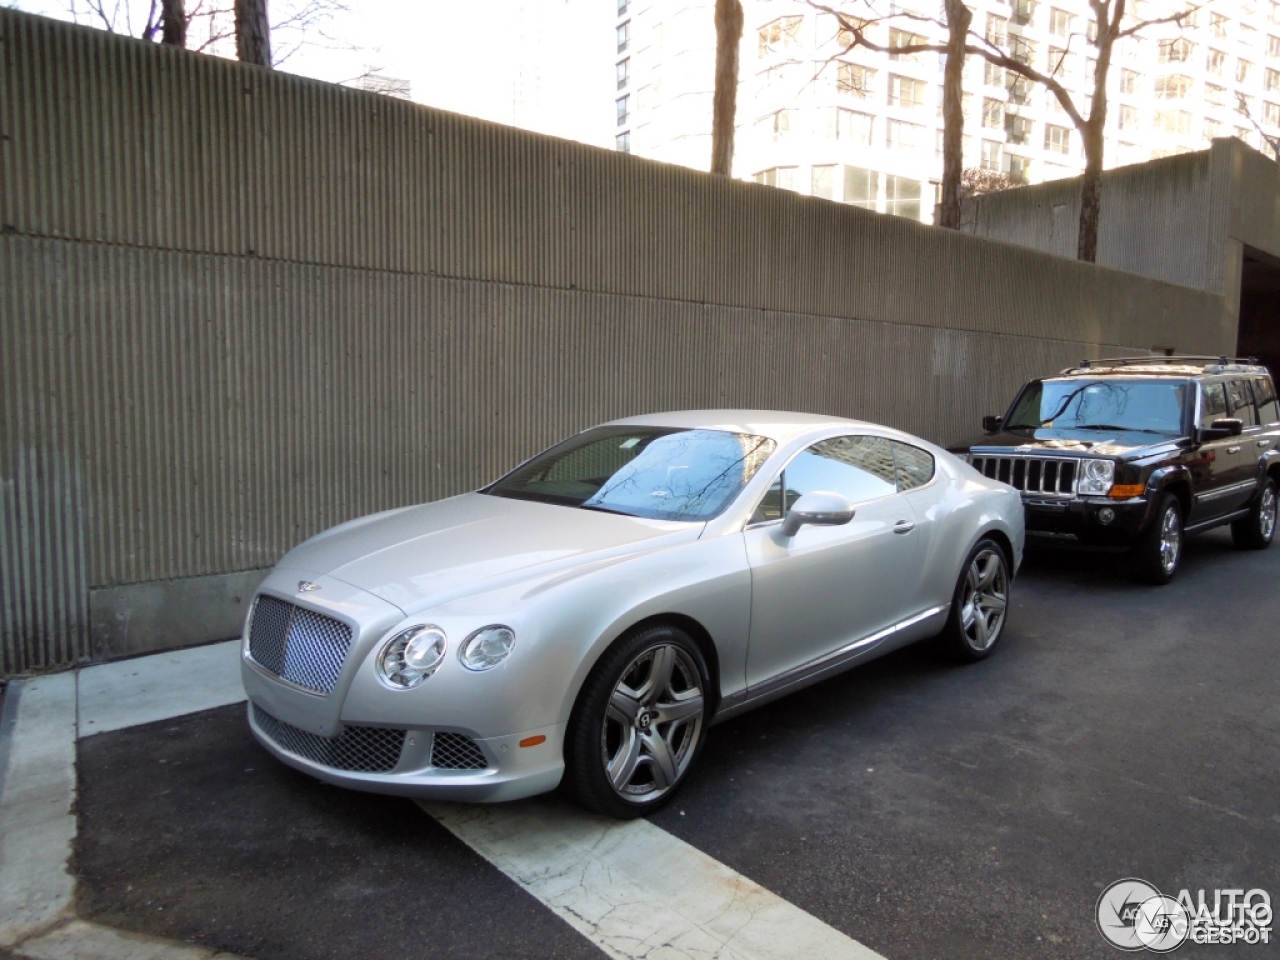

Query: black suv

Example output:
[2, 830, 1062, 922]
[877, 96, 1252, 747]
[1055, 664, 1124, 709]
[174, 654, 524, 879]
[952, 357, 1280, 583]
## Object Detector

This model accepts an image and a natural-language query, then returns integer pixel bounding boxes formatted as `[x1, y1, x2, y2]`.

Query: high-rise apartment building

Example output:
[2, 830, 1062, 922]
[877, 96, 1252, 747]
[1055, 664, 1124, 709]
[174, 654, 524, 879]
[615, 0, 1280, 223]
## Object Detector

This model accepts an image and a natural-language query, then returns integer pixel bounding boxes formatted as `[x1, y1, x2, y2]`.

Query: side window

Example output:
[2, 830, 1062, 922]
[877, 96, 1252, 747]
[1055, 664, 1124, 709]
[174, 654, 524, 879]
[783, 435, 897, 510]
[892, 441, 935, 491]
[1227, 379, 1258, 427]
[1252, 377, 1280, 425]
[749, 475, 784, 524]
[1200, 382, 1228, 428]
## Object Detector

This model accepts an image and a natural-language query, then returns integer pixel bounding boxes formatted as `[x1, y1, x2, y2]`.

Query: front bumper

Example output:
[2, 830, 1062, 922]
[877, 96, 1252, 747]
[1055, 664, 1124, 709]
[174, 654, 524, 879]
[1023, 495, 1156, 549]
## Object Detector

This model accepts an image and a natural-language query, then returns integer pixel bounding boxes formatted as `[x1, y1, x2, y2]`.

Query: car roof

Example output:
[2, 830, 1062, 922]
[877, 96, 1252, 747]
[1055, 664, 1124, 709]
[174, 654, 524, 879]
[603, 410, 877, 445]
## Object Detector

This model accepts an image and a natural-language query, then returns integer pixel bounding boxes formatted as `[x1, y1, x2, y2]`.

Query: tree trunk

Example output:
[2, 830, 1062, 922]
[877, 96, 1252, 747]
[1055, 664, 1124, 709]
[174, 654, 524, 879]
[938, 0, 973, 229]
[236, 0, 271, 67]
[160, 0, 186, 47]
[1076, 0, 1120, 262]
[710, 0, 744, 176]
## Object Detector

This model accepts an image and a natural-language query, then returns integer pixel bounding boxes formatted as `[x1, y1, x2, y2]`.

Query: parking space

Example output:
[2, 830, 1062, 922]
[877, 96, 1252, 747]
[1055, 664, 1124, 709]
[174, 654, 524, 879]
[71, 528, 1278, 960]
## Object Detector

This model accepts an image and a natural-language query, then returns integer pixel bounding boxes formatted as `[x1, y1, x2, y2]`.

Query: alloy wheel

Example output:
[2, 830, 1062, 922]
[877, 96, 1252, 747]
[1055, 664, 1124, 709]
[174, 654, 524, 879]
[1259, 485, 1277, 542]
[960, 547, 1008, 652]
[1159, 504, 1182, 574]
[600, 642, 705, 803]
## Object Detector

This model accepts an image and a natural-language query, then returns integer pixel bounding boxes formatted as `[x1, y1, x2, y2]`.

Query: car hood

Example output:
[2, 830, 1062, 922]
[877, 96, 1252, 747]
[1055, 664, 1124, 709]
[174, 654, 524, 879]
[955, 428, 1180, 459]
[279, 493, 702, 613]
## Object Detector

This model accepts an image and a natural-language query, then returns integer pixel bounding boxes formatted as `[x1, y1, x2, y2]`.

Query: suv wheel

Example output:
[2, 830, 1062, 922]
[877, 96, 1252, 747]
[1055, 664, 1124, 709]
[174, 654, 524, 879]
[1231, 477, 1277, 550]
[1133, 492, 1182, 584]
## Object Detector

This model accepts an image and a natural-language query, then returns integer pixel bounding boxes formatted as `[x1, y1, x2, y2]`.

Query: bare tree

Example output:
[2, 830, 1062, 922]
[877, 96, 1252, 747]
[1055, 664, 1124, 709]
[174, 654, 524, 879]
[711, 0, 745, 176]
[235, 0, 270, 66]
[1236, 94, 1280, 162]
[820, 0, 1201, 262]
[960, 166, 1014, 199]
[160, 0, 186, 46]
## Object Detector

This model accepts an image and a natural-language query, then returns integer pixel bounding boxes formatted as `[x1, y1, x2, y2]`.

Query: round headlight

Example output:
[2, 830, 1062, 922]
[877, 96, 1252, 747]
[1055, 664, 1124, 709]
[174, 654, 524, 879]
[1078, 458, 1116, 495]
[459, 625, 516, 672]
[378, 625, 447, 689]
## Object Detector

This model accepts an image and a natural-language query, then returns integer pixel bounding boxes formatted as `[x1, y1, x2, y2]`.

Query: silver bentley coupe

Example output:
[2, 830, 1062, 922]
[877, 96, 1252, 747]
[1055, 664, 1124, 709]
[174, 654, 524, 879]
[242, 411, 1024, 818]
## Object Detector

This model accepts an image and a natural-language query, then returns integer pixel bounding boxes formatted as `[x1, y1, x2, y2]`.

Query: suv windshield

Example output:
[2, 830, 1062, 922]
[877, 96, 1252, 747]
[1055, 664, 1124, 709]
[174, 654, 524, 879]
[1005, 379, 1189, 435]
[485, 426, 777, 522]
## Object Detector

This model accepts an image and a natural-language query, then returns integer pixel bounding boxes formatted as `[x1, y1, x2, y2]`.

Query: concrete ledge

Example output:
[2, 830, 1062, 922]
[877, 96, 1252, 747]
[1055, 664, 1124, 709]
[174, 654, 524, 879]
[88, 570, 269, 662]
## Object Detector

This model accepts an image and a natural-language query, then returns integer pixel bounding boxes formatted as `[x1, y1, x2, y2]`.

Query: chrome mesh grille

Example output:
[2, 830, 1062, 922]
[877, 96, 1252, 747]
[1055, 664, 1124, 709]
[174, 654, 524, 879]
[247, 595, 352, 694]
[972, 455, 1078, 497]
[431, 732, 488, 770]
[252, 704, 406, 773]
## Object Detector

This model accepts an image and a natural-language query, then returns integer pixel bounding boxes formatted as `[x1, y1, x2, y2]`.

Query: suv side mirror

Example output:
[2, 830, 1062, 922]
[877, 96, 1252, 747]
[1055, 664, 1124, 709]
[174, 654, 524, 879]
[1201, 417, 1244, 441]
[781, 491, 856, 538]
[982, 415, 1003, 434]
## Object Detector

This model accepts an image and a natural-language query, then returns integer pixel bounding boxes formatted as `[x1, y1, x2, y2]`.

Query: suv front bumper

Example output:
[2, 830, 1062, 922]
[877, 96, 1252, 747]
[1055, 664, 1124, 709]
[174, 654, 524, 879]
[1023, 495, 1157, 548]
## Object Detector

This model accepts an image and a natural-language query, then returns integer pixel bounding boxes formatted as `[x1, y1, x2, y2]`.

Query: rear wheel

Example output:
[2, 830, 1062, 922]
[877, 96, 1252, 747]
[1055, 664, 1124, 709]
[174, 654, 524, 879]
[1132, 492, 1182, 584]
[564, 623, 709, 819]
[939, 538, 1010, 662]
[1231, 478, 1277, 550]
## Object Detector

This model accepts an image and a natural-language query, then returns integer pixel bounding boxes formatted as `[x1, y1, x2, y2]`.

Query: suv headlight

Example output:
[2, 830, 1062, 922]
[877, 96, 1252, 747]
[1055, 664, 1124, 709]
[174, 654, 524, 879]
[378, 625, 447, 689]
[1077, 459, 1116, 496]
[459, 625, 516, 671]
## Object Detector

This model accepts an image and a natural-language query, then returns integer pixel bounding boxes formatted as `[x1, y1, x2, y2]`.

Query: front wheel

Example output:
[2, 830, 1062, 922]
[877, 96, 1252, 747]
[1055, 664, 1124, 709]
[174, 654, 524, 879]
[939, 538, 1010, 662]
[563, 623, 709, 819]
[1231, 478, 1277, 550]
[1132, 493, 1182, 584]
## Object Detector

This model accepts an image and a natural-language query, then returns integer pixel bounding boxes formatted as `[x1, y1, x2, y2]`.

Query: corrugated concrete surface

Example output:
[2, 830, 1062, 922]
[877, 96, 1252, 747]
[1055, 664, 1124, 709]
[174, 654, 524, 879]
[0, 10, 1232, 673]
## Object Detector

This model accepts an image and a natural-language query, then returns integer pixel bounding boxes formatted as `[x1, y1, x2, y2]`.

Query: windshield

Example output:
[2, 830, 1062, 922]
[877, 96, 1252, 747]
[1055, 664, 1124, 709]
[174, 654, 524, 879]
[485, 426, 777, 522]
[1005, 379, 1189, 435]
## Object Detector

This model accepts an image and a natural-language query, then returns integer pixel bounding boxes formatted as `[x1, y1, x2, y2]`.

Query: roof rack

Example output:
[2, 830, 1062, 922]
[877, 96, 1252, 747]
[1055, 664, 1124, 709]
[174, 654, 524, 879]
[1059, 355, 1264, 375]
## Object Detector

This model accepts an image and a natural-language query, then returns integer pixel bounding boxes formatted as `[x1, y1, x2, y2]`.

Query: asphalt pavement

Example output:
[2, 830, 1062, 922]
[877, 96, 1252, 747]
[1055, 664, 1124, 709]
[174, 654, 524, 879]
[73, 528, 1279, 960]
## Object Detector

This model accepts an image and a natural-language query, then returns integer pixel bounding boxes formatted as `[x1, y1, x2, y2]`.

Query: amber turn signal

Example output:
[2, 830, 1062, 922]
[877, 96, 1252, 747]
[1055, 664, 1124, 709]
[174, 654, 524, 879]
[519, 735, 546, 748]
[1108, 484, 1145, 499]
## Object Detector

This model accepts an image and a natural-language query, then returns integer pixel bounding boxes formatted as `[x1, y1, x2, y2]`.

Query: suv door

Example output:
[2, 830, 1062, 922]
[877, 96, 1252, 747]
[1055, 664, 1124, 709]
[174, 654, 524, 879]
[1189, 380, 1240, 524]
[1220, 378, 1264, 512]
[1251, 375, 1280, 465]
[743, 434, 920, 689]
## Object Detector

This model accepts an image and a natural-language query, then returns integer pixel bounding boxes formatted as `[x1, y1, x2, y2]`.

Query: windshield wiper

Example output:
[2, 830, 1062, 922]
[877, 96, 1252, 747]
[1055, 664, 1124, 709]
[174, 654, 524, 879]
[579, 503, 636, 517]
[1070, 424, 1167, 434]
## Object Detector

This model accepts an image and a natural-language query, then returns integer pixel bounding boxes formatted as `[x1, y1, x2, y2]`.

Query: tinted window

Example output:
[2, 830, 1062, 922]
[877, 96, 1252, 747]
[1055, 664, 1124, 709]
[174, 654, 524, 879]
[1200, 381, 1228, 428]
[892, 441, 935, 491]
[487, 426, 776, 522]
[1227, 379, 1258, 426]
[1253, 377, 1280, 425]
[1007, 379, 1188, 435]
[783, 435, 897, 510]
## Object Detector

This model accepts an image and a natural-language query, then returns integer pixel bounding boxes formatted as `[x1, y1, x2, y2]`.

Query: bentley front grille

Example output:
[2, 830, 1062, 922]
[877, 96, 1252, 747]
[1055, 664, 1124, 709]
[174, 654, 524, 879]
[247, 595, 353, 695]
[431, 732, 489, 770]
[252, 704, 406, 773]
[972, 455, 1078, 497]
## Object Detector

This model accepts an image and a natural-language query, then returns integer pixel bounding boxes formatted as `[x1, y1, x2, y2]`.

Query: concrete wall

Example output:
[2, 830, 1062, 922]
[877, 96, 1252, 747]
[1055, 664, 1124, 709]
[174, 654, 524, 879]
[0, 10, 1232, 675]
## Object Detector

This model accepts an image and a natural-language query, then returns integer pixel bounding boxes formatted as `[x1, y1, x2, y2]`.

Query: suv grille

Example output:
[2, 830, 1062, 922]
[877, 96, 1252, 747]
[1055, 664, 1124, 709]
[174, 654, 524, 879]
[252, 704, 406, 773]
[972, 455, 1078, 497]
[431, 732, 489, 770]
[247, 595, 353, 694]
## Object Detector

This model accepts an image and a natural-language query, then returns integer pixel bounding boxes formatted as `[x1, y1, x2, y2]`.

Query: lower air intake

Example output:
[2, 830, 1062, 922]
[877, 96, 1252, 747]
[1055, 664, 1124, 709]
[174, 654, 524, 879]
[252, 704, 405, 773]
[431, 732, 489, 770]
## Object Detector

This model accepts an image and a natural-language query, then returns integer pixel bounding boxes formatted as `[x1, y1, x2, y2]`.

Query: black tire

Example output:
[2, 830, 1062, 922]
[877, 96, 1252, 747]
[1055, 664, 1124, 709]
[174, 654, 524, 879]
[1132, 492, 1183, 584]
[938, 538, 1011, 663]
[563, 623, 710, 819]
[1231, 477, 1277, 550]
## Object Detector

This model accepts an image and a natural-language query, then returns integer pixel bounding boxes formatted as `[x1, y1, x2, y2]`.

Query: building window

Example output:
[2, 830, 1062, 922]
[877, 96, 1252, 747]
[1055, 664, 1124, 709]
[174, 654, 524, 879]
[1238, 59, 1254, 84]
[843, 166, 879, 208]
[1049, 7, 1073, 37]
[1004, 113, 1033, 144]
[1155, 75, 1192, 99]
[1120, 69, 1139, 94]
[758, 16, 803, 57]
[812, 165, 835, 200]
[1270, 35, 1280, 59]
[1267, 68, 1280, 93]
[1204, 119, 1222, 140]
[617, 21, 630, 53]
[1158, 38, 1194, 63]
[827, 107, 874, 144]
[760, 108, 793, 141]
[1266, 102, 1280, 128]
[888, 28, 927, 62]
[885, 175, 922, 220]
[1272, 1, 1280, 25]
[981, 140, 1003, 171]
[1118, 104, 1138, 130]
[1007, 75, 1031, 104]
[1205, 83, 1226, 107]
[1084, 57, 1096, 84]
[1154, 110, 1193, 137]
[982, 97, 1004, 128]
[984, 61, 1005, 87]
[837, 62, 874, 97]
[986, 13, 1007, 48]
[886, 118, 924, 151]
[755, 168, 776, 186]
[1011, 0, 1035, 27]
[1010, 35, 1036, 67]
[887, 74, 927, 109]
[616, 95, 629, 126]
[1206, 49, 1226, 76]
[617, 59, 629, 90]
[615, 131, 631, 153]
[1006, 153, 1031, 184]
[1210, 12, 1228, 39]
[1044, 123, 1070, 153]
[775, 166, 798, 191]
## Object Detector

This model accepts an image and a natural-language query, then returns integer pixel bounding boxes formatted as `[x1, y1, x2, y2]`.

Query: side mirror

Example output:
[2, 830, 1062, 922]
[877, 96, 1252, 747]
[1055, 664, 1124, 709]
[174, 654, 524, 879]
[982, 414, 1004, 434]
[781, 491, 856, 538]
[1201, 417, 1244, 440]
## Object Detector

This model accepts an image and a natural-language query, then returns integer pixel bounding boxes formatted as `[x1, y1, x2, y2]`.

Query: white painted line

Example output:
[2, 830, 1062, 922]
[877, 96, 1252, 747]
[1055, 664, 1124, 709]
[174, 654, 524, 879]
[0, 674, 78, 948]
[13, 918, 244, 960]
[423, 797, 888, 960]
[77, 640, 246, 737]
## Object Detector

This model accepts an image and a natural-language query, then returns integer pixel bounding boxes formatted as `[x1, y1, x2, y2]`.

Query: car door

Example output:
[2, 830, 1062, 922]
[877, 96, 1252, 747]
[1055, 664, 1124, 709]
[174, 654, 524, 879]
[743, 434, 920, 690]
[1219, 379, 1262, 512]
[1252, 375, 1280, 461]
[1189, 380, 1244, 524]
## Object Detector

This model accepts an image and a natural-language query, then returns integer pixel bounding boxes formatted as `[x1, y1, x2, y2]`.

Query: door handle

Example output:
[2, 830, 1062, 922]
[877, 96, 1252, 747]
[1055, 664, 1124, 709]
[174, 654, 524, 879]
[1227, 445, 1241, 454]
[893, 520, 915, 534]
